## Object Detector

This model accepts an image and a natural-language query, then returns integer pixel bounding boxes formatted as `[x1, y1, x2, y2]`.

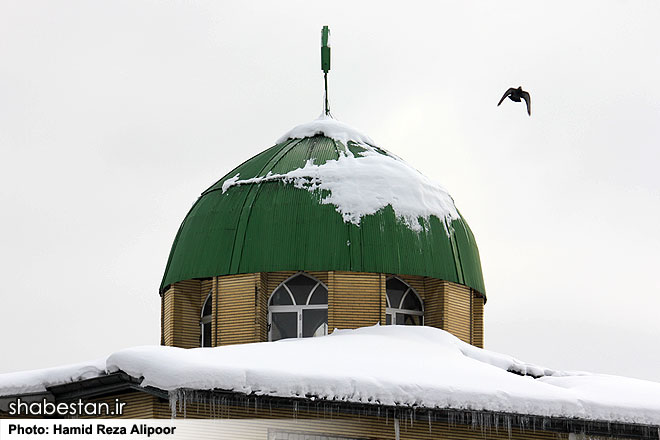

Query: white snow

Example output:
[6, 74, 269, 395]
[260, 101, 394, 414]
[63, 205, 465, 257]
[276, 114, 376, 146]
[225, 117, 460, 232]
[1, 326, 659, 426]
[0, 358, 105, 396]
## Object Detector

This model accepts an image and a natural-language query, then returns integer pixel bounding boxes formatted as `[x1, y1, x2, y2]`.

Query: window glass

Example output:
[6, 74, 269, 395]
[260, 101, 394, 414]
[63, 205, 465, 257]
[270, 286, 293, 305]
[401, 314, 423, 326]
[202, 322, 212, 347]
[386, 277, 423, 326]
[202, 294, 212, 317]
[286, 276, 317, 305]
[271, 312, 298, 341]
[386, 278, 407, 309]
[401, 291, 422, 311]
[308, 285, 328, 305]
[201, 293, 212, 347]
[269, 274, 328, 341]
[302, 309, 328, 337]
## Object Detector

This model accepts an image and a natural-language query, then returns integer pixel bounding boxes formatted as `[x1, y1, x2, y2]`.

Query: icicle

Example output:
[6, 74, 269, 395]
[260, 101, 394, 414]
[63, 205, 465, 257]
[168, 390, 178, 419]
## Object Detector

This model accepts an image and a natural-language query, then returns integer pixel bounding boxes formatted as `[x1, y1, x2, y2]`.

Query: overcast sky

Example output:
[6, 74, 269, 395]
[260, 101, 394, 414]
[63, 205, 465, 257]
[1, 1, 659, 382]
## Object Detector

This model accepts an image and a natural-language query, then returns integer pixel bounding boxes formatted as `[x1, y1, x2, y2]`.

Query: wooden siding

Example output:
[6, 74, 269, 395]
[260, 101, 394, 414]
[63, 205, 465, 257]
[265, 271, 297, 294]
[329, 271, 384, 330]
[152, 397, 568, 440]
[472, 293, 484, 348]
[161, 271, 483, 349]
[423, 277, 444, 328]
[217, 273, 260, 346]
[212, 276, 219, 346]
[162, 286, 173, 346]
[162, 280, 202, 348]
[255, 272, 269, 342]
[443, 281, 473, 344]
[389, 275, 480, 346]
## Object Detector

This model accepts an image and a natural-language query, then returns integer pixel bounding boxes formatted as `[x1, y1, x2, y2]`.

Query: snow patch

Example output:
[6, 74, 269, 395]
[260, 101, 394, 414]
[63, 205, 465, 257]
[1, 326, 659, 426]
[276, 115, 376, 146]
[0, 359, 106, 396]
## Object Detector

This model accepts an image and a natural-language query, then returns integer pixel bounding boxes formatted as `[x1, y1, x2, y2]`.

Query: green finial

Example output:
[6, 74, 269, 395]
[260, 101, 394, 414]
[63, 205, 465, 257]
[321, 26, 331, 116]
[321, 26, 331, 73]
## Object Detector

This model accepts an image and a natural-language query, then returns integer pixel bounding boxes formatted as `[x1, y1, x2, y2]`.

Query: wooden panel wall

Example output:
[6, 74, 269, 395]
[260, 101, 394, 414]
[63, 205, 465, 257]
[217, 273, 260, 346]
[162, 280, 202, 348]
[387, 275, 483, 347]
[151, 397, 567, 440]
[255, 272, 269, 343]
[423, 278, 444, 328]
[161, 272, 484, 349]
[443, 281, 472, 344]
[472, 293, 484, 348]
[212, 277, 219, 347]
[265, 271, 297, 294]
[162, 287, 174, 347]
[200, 279, 213, 295]
[328, 271, 384, 331]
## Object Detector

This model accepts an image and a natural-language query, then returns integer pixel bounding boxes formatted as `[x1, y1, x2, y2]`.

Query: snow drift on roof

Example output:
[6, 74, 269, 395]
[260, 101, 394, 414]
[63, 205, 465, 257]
[224, 117, 460, 232]
[1, 326, 659, 426]
[0, 358, 105, 397]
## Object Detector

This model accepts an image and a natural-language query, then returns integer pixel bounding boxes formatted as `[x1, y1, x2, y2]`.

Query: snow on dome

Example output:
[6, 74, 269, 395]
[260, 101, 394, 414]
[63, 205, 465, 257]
[225, 117, 460, 232]
[276, 115, 376, 146]
[1, 326, 660, 426]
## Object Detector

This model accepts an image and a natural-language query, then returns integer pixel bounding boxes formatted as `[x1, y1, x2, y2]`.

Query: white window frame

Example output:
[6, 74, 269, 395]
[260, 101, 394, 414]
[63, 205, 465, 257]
[268, 273, 328, 341]
[385, 277, 424, 325]
[200, 291, 213, 347]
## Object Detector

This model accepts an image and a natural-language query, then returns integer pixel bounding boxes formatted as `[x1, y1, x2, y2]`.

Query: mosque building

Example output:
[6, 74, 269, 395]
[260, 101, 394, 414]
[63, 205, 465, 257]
[1, 27, 659, 440]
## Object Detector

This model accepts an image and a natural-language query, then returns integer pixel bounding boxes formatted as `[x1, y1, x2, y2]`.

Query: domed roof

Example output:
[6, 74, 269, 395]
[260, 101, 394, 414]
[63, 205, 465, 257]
[161, 117, 485, 295]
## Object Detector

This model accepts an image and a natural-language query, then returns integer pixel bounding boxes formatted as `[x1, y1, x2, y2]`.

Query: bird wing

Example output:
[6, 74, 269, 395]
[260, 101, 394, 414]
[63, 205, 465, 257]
[521, 90, 531, 116]
[497, 88, 516, 106]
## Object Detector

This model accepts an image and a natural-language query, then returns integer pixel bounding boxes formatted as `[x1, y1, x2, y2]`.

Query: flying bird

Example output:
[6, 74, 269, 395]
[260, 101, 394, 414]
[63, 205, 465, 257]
[497, 86, 531, 116]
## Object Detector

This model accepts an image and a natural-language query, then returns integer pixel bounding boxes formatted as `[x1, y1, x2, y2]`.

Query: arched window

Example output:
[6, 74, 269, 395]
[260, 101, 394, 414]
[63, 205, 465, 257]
[269, 273, 328, 341]
[385, 277, 423, 326]
[200, 292, 212, 347]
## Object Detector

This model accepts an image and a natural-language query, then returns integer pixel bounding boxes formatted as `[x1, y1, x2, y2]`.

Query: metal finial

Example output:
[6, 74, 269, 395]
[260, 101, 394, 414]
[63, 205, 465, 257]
[321, 26, 331, 116]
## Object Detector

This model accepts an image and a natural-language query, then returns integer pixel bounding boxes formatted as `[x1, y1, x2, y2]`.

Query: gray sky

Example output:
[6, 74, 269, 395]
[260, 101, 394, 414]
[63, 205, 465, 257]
[1, 1, 659, 381]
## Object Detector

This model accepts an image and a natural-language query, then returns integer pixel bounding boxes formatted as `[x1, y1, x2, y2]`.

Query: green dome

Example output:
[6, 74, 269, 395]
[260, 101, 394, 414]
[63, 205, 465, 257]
[161, 121, 485, 295]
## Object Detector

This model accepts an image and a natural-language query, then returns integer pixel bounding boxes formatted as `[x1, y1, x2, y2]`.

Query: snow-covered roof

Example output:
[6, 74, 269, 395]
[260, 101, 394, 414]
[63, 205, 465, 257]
[1, 326, 659, 426]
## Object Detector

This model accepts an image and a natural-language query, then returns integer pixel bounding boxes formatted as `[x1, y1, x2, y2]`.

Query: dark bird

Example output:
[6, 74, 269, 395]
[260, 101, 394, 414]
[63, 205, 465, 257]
[498, 86, 531, 116]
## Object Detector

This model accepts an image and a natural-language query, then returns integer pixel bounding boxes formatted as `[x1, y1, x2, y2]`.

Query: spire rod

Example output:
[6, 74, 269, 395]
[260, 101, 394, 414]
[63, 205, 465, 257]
[321, 26, 331, 116]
